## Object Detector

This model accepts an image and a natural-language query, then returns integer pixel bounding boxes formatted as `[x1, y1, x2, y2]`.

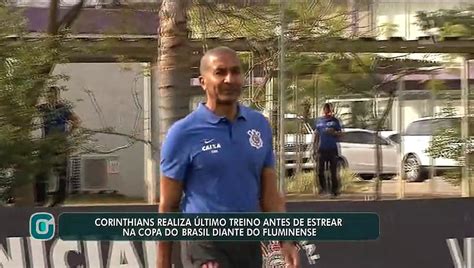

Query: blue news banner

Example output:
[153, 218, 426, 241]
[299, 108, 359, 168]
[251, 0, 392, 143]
[58, 213, 379, 241]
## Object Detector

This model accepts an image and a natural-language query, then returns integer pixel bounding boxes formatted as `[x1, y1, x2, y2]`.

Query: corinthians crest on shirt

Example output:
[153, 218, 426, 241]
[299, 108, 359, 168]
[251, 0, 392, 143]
[247, 129, 263, 149]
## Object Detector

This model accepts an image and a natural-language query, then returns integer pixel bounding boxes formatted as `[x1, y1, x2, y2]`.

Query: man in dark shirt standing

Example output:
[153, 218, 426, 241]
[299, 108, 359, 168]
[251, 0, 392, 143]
[36, 86, 80, 206]
[313, 103, 342, 197]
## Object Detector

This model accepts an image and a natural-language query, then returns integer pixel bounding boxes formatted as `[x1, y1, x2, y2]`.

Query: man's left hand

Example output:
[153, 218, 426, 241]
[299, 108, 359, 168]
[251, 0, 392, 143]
[281, 242, 300, 268]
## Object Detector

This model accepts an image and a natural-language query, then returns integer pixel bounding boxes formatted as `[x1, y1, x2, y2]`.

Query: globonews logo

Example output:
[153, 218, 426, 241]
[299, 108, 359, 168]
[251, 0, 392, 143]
[29, 212, 55, 240]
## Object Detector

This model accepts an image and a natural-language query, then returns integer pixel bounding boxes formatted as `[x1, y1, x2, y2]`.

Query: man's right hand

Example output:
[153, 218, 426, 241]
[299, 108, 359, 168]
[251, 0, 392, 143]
[281, 242, 301, 268]
[325, 128, 335, 134]
[158, 176, 184, 268]
[157, 241, 173, 268]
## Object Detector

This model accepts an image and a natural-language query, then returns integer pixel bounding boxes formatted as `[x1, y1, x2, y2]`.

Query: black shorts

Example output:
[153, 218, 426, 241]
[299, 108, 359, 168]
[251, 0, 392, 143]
[180, 241, 262, 268]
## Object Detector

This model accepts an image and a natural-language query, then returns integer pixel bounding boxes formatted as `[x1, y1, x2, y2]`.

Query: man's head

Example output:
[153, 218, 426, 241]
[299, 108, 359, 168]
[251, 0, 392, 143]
[199, 46, 243, 105]
[47, 86, 60, 104]
[322, 103, 333, 117]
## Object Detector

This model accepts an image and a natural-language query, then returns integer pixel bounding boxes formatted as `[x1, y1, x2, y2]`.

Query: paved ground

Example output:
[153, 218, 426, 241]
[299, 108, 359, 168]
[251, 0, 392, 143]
[287, 176, 463, 201]
[48, 177, 468, 206]
[380, 176, 460, 195]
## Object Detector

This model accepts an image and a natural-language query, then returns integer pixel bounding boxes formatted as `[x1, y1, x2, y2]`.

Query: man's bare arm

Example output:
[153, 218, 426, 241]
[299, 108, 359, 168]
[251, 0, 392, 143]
[158, 176, 183, 268]
[260, 167, 301, 267]
[330, 130, 343, 138]
[69, 112, 81, 131]
[332, 119, 343, 137]
[312, 131, 320, 156]
[260, 167, 285, 212]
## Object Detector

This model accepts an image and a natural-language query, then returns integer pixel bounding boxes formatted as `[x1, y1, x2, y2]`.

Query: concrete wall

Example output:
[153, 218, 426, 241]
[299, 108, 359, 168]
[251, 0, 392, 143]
[53, 63, 148, 198]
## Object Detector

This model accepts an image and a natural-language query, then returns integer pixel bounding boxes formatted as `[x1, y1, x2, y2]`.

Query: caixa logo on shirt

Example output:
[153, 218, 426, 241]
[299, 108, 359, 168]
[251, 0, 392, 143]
[201, 139, 222, 153]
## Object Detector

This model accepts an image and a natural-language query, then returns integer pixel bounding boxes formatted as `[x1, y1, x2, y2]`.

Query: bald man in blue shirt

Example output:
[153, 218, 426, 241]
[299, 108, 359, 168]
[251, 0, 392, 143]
[158, 47, 300, 268]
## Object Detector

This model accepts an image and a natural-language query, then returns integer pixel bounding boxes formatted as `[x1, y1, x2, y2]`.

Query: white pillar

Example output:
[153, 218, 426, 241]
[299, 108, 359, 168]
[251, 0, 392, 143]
[429, 74, 436, 193]
[278, 0, 287, 194]
[397, 78, 405, 199]
[265, 77, 274, 114]
[461, 56, 471, 197]
[144, 62, 157, 204]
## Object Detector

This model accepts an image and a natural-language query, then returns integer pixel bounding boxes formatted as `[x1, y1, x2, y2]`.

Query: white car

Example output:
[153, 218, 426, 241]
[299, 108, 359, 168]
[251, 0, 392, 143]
[380, 130, 400, 144]
[401, 116, 473, 182]
[338, 128, 398, 179]
[283, 116, 398, 179]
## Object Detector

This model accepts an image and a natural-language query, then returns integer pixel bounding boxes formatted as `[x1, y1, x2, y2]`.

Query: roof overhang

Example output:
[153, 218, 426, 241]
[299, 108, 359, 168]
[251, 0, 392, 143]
[3, 34, 474, 63]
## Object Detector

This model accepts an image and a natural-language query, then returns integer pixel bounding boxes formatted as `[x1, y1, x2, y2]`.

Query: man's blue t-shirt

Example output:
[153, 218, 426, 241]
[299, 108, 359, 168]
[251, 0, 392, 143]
[314, 116, 342, 150]
[160, 103, 275, 213]
[38, 103, 73, 137]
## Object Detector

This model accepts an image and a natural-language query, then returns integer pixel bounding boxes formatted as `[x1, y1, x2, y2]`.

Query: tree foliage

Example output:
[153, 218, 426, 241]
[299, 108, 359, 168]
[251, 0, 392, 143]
[419, 5, 474, 185]
[188, 0, 352, 111]
[425, 103, 473, 185]
[416, 5, 474, 38]
[0, 5, 72, 199]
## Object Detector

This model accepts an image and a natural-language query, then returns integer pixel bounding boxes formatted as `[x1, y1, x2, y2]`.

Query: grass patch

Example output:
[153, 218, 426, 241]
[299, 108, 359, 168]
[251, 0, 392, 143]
[286, 172, 316, 194]
[439, 169, 463, 186]
[286, 169, 373, 194]
[339, 169, 373, 193]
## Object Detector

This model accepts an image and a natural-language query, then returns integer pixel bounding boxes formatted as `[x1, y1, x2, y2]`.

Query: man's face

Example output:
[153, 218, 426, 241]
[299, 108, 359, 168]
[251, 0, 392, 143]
[200, 52, 243, 105]
[47, 89, 59, 103]
[323, 106, 332, 116]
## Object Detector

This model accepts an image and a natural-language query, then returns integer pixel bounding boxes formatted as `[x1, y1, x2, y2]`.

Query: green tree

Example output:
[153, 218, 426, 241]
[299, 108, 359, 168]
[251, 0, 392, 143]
[1, 0, 150, 205]
[418, 5, 473, 189]
[426, 102, 473, 186]
[0, 2, 86, 205]
[188, 0, 351, 109]
[416, 5, 474, 38]
[380, 22, 399, 38]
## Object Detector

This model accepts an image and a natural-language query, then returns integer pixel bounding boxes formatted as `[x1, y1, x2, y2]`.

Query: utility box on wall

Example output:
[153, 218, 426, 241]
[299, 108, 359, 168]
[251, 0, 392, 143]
[70, 155, 120, 193]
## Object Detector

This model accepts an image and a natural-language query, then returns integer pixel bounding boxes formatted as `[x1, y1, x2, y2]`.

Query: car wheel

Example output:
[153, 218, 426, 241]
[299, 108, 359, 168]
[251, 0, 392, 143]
[360, 174, 373, 180]
[403, 154, 426, 182]
[286, 169, 295, 178]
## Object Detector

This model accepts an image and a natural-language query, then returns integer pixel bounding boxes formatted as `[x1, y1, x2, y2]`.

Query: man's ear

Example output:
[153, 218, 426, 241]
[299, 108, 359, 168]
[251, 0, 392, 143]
[199, 76, 206, 91]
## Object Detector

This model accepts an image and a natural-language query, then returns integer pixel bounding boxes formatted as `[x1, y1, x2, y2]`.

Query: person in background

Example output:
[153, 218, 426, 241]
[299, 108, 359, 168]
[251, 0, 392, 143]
[312, 103, 343, 198]
[158, 46, 300, 268]
[36, 86, 80, 207]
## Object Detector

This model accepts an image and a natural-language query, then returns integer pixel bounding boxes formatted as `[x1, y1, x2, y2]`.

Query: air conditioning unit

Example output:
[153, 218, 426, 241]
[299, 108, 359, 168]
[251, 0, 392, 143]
[70, 154, 120, 193]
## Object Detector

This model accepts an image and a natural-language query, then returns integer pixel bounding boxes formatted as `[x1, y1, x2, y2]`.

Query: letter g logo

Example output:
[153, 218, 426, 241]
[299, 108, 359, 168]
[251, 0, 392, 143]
[29, 212, 55, 240]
